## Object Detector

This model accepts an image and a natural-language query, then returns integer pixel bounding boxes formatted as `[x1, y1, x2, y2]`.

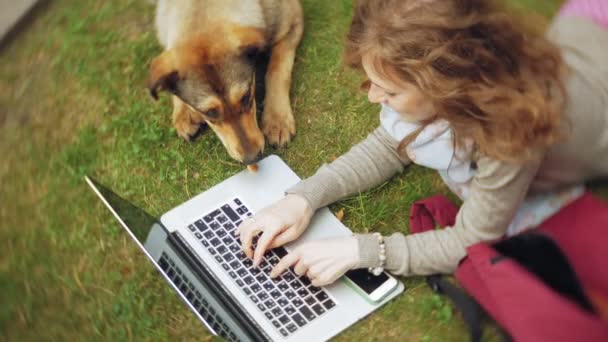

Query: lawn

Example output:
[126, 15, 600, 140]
[0, 0, 583, 341]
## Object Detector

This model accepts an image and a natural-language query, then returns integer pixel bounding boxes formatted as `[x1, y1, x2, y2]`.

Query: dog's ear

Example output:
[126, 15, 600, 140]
[240, 44, 262, 61]
[235, 28, 266, 61]
[148, 50, 180, 100]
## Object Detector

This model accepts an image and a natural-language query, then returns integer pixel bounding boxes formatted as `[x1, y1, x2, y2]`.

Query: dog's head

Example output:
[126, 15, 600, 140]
[148, 28, 265, 165]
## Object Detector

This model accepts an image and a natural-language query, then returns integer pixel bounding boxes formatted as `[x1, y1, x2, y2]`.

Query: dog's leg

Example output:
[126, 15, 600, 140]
[262, 14, 304, 147]
[172, 96, 206, 141]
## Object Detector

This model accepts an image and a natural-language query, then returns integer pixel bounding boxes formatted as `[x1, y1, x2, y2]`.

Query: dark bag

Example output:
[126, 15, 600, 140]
[410, 193, 608, 341]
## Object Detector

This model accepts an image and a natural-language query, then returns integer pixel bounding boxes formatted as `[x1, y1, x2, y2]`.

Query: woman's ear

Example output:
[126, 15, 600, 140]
[148, 50, 180, 100]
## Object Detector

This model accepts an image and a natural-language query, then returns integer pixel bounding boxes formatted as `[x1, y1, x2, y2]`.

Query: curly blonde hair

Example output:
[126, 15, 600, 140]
[345, 0, 568, 161]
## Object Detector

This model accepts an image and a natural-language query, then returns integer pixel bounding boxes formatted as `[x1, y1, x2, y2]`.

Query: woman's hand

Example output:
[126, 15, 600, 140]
[270, 236, 360, 287]
[236, 194, 314, 267]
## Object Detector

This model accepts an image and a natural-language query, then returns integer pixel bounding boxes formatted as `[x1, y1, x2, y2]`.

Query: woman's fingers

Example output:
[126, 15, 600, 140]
[311, 266, 346, 287]
[253, 225, 284, 267]
[239, 220, 264, 259]
[305, 259, 334, 280]
[268, 227, 300, 249]
[270, 252, 301, 278]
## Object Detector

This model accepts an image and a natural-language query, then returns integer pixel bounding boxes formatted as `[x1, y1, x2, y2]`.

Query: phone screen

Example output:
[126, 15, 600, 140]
[344, 269, 390, 295]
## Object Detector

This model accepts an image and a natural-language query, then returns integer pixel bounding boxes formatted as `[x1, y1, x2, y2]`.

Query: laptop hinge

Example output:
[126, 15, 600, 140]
[167, 231, 270, 342]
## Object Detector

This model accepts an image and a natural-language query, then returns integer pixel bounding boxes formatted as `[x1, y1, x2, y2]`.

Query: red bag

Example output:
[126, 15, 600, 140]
[411, 193, 608, 341]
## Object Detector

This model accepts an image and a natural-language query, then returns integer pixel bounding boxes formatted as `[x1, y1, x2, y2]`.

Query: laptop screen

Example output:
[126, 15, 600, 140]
[86, 176, 158, 245]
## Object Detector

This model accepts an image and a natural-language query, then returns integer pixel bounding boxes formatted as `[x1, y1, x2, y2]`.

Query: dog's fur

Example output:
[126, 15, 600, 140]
[149, 0, 303, 164]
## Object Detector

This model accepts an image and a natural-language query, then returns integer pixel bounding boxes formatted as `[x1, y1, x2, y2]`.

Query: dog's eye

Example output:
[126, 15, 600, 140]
[241, 89, 252, 108]
[205, 109, 220, 119]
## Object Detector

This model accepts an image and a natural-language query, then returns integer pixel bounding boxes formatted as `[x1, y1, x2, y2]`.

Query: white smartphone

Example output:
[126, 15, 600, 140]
[343, 269, 400, 303]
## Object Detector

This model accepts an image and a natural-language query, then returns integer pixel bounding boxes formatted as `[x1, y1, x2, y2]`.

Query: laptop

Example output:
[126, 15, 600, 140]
[85, 155, 404, 341]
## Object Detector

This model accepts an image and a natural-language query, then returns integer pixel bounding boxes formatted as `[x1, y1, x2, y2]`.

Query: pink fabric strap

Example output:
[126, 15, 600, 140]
[560, 0, 608, 29]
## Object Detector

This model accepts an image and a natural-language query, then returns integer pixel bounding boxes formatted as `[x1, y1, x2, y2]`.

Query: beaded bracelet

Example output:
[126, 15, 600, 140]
[368, 232, 386, 276]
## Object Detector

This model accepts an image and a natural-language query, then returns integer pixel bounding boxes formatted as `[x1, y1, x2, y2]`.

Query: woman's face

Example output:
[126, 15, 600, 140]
[362, 56, 435, 122]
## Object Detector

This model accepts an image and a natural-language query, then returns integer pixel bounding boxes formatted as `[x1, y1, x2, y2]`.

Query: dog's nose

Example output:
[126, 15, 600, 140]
[243, 152, 264, 166]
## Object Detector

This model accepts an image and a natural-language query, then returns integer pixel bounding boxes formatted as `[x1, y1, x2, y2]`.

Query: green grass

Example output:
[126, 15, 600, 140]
[0, 0, 591, 341]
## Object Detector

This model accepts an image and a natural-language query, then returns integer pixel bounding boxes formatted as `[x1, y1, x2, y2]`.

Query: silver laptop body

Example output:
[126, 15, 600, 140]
[86, 155, 404, 342]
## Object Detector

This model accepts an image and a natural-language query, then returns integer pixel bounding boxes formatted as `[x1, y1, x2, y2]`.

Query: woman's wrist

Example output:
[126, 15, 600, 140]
[353, 233, 382, 269]
[285, 193, 314, 218]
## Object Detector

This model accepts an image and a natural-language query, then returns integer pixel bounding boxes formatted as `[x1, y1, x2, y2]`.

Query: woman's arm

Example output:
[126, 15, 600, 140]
[286, 125, 410, 211]
[357, 154, 542, 276]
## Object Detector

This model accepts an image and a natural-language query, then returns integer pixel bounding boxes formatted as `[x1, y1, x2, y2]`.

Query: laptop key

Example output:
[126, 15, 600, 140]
[221, 263, 230, 271]
[257, 303, 266, 312]
[217, 246, 228, 254]
[287, 323, 298, 333]
[228, 271, 237, 279]
[315, 291, 329, 302]
[216, 230, 227, 238]
[285, 290, 296, 300]
[264, 299, 276, 309]
[304, 296, 316, 306]
[279, 328, 288, 337]
[250, 295, 258, 303]
[223, 223, 235, 231]
[250, 284, 262, 293]
[222, 236, 234, 245]
[258, 292, 269, 301]
[278, 315, 290, 325]
[310, 286, 322, 294]
[312, 303, 325, 315]
[234, 198, 242, 205]
[285, 305, 296, 315]
[298, 306, 316, 321]
[290, 279, 302, 290]
[265, 312, 273, 320]
[203, 231, 214, 240]
[194, 220, 208, 232]
[217, 215, 228, 224]
[210, 238, 221, 247]
[270, 290, 281, 299]
[323, 299, 336, 310]
[221, 205, 240, 222]
[278, 282, 290, 292]
[236, 279, 244, 287]
[208, 247, 217, 255]
[201, 240, 209, 248]
[243, 287, 251, 295]
[188, 225, 197, 232]
[277, 297, 289, 307]
[255, 274, 267, 283]
[243, 276, 255, 285]
[215, 256, 223, 263]
[274, 247, 288, 258]
[210, 221, 220, 230]
[263, 282, 274, 291]
[297, 288, 309, 298]
[237, 268, 248, 278]
[229, 260, 240, 270]
[292, 298, 303, 307]
[203, 209, 221, 223]
[159, 258, 169, 271]
[283, 272, 295, 282]
[272, 320, 281, 328]
[271, 307, 283, 317]
[223, 253, 234, 262]
[229, 244, 240, 253]
[292, 313, 306, 327]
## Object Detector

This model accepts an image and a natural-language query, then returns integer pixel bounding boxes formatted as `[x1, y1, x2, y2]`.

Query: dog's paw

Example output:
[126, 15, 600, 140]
[261, 108, 295, 147]
[175, 120, 206, 142]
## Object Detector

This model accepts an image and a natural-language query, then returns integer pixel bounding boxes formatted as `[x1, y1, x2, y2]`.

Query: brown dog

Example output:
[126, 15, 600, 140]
[148, 0, 303, 165]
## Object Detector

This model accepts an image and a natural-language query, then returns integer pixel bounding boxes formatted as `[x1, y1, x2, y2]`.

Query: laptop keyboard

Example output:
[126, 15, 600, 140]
[158, 252, 239, 342]
[188, 197, 337, 338]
